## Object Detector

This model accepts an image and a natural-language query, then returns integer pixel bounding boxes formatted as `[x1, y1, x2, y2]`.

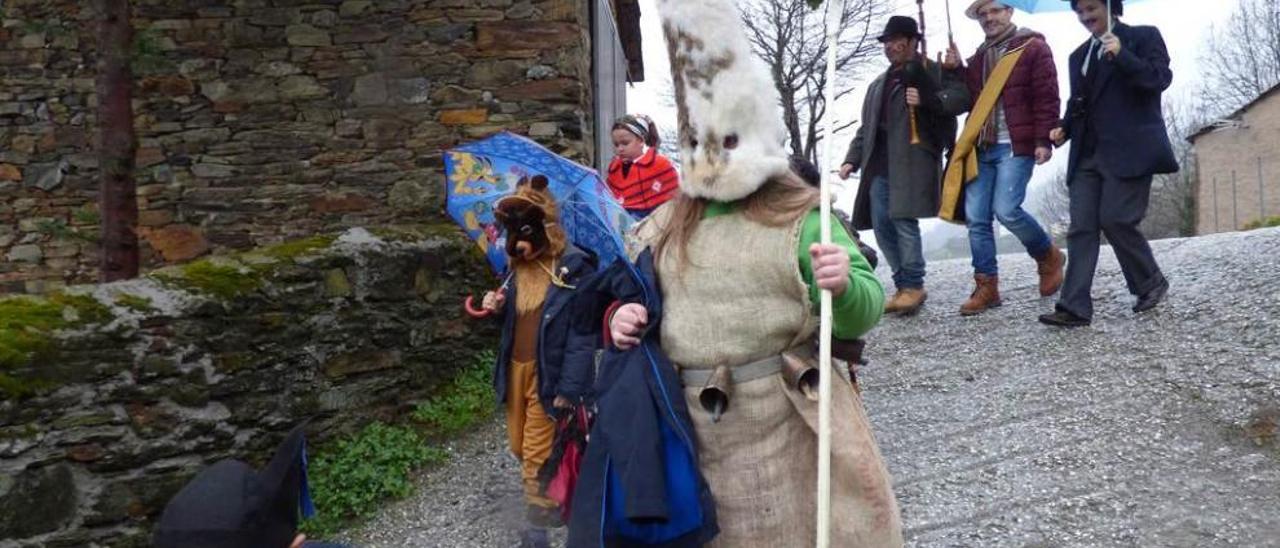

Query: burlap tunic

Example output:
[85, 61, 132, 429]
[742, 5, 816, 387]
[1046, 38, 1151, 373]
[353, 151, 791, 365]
[631, 206, 903, 547]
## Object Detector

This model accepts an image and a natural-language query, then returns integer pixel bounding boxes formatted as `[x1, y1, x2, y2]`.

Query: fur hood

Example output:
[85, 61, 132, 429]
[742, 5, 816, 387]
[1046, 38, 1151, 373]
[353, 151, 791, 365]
[657, 0, 791, 202]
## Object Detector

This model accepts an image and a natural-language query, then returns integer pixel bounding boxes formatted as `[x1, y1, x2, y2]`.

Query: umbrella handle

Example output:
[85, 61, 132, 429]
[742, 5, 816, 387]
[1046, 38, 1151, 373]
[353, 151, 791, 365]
[463, 286, 507, 319]
[463, 295, 492, 318]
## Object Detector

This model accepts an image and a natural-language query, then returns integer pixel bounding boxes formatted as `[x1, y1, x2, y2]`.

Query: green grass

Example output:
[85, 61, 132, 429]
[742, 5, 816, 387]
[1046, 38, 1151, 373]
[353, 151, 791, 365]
[301, 351, 497, 537]
[151, 259, 263, 300]
[1243, 216, 1280, 230]
[412, 351, 495, 437]
[0, 293, 114, 398]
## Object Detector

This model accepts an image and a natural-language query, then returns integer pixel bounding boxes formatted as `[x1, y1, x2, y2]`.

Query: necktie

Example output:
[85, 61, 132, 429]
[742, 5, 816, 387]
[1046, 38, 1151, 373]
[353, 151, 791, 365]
[1082, 38, 1101, 76]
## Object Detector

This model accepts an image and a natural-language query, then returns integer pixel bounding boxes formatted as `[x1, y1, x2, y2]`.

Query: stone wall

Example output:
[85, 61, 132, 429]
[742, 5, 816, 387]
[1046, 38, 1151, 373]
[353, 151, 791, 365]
[1193, 91, 1280, 234]
[0, 227, 497, 547]
[0, 0, 595, 293]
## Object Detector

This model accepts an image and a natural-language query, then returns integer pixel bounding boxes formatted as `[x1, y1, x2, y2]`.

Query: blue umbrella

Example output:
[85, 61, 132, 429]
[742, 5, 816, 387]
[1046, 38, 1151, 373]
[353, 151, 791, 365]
[444, 131, 635, 277]
[999, 0, 1151, 32]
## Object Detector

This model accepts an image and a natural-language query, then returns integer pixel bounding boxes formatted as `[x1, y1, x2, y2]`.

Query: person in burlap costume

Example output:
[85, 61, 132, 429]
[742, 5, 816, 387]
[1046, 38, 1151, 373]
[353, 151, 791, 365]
[480, 175, 597, 548]
[604, 1, 904, 545]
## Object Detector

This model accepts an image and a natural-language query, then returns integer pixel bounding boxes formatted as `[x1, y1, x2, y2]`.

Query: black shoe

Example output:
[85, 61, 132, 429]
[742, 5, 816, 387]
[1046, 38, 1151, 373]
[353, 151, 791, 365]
[1132, 279, 1169, 313]
[1038, 309, 1091, 327]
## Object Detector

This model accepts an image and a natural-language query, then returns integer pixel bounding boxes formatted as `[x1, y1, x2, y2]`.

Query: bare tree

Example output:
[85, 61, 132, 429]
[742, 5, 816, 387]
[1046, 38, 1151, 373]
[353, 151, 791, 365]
[1196, 0, 1280, 117]
[96, 0, 139, 281]
[1142, 98, 1203, 239]
[738, 0, 888, 162]
[1031, 168, 1071, 244]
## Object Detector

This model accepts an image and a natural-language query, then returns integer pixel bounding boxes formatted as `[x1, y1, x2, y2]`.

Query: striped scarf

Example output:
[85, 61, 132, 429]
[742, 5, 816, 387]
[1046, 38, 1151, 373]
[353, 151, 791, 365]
[977, 25, 1020, 146]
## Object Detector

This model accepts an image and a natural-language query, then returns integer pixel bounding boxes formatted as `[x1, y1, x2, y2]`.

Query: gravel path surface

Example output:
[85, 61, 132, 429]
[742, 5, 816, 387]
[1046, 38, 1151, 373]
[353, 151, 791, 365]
[345, 228, 1280, 547]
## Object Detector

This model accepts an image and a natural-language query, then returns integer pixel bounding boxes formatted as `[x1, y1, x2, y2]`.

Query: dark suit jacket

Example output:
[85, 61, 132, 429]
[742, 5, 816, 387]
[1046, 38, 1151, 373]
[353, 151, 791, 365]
[1062, 22, 1179, 184]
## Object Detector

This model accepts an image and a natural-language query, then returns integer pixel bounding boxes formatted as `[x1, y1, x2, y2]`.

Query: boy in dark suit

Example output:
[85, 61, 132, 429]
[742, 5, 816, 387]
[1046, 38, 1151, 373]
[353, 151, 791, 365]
[1039, 0, 1178, 327]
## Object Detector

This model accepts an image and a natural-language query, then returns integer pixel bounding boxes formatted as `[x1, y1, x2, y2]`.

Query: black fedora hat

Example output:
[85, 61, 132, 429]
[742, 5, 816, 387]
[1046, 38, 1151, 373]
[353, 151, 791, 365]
[877, 15, 922, 42]
[1066, 0, 1123, 15]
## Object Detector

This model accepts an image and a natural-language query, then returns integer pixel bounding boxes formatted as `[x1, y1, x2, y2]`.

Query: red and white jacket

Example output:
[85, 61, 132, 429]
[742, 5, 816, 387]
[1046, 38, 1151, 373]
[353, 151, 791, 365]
[606, 147, 679, 211]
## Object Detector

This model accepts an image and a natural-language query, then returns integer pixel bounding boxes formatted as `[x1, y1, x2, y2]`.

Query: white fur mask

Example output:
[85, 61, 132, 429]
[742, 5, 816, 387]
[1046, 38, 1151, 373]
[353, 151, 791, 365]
[657, 0, 791, 202]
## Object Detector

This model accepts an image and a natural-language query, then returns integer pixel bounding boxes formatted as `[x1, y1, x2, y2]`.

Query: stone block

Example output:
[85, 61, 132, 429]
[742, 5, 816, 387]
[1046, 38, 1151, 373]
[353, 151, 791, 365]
[278, 75, 328, 99]
[139, 76, 196, 96]
[391, 77, 432, 105]
[495, 78, 580, 102]
[465, 59, 529, 88]
[0, 163, 21, 181]
[476, 21, 579, 53]
[528, 122, 558, 137]
[351, 73, 388, 106]
[334, 25, 390, 44]
[139, 224, 210, 263]
[7, 244, 42, 263]
[439, 108, 488, 125]
[286, 24, 331, 47]
[85, 472, 192, 526]
[24, 160, 68, 191]
[322, 350, 402, 378]
[138, 209, 176, 227]
[309, 192, 376, 214]
[340, 0, 374, 16]
[0, 464, 78, 538]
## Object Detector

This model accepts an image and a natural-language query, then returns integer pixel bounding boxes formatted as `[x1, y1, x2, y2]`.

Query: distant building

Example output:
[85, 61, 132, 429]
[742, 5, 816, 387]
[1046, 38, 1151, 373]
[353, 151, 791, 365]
[1188, 83, 1280, 234]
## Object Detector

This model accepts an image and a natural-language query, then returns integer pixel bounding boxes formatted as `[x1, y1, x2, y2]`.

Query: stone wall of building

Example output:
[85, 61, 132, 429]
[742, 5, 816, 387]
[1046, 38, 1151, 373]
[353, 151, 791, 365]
[0, 227, 497, 547]
[0, 0, 595, 293]
[1193, 91, 1280, 234]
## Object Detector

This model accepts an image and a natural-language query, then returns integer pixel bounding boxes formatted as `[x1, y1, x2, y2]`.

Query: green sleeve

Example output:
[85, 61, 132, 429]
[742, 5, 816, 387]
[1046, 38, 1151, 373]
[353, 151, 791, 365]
[798, 210, 885, 339]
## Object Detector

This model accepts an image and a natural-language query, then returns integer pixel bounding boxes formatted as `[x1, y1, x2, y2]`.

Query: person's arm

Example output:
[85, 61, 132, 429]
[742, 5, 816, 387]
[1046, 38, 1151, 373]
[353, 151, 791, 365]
[1030, 40, 1062, 151]
[844, 123, 866, 170]
[798, 211, 884, 339]
[1110, 27, 1173, 92]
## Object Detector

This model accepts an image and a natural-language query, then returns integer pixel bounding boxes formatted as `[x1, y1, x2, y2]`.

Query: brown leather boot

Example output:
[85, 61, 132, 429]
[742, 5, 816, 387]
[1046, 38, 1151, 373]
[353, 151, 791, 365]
[884, 290, 905, 314]
[1036, 244, 1065, 297]
[959, 274, 1002, 316]
[895, 288, 928, 315]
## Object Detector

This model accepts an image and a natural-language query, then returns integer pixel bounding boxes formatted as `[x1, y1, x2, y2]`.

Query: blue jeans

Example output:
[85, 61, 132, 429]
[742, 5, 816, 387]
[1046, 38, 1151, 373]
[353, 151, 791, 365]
[870, 175, 925, 289]
[964, 144, 1052, 275]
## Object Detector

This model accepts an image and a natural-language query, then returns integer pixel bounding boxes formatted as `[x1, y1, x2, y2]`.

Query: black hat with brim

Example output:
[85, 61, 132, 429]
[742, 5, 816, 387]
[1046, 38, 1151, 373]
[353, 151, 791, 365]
[1066, 0, 1123, 15]
[154, 422, 315, 548]
[877, 15, 923, 42]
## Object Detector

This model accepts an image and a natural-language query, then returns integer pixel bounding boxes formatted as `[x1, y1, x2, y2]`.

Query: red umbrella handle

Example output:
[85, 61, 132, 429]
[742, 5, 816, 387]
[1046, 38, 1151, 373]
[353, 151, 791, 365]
[463, 295, 492, 318]
[463, 286, 506, 319]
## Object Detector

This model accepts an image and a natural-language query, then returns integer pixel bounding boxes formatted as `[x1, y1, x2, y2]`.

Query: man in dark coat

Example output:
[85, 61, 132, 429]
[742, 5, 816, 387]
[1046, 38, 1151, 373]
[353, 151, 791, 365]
[840, 15, 970, 316]
[1039, 0, 1178, 327]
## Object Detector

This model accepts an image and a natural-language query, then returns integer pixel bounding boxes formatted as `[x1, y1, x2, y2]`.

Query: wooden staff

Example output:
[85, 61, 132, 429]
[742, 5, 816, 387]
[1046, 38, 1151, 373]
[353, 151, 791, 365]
[909, 0, 926, 145]
[816, 2, 840, 546]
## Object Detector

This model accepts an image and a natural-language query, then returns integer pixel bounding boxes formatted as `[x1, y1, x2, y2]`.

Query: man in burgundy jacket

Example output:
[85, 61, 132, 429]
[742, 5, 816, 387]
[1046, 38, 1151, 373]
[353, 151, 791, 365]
[944, 0, 1066, 316]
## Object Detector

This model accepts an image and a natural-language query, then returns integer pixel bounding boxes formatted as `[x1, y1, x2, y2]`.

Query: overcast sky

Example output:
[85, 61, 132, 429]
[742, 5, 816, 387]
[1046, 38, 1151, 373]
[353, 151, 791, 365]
[626, 0, 1238, 239]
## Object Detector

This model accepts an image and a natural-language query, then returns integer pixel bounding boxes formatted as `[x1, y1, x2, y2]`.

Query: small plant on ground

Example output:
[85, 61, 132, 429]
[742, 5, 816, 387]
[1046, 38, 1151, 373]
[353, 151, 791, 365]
[301, 351, 498, 537]
[412, 350, 496, 438]
[302, 423, 447, 537]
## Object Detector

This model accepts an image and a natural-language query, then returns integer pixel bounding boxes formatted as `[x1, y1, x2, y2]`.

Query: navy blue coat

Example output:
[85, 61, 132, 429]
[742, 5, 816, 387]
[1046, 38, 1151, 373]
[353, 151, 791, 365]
[492, 245, 598, 415]
[1062, 22, 1178, 184]
[566, 254, 719, 548]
